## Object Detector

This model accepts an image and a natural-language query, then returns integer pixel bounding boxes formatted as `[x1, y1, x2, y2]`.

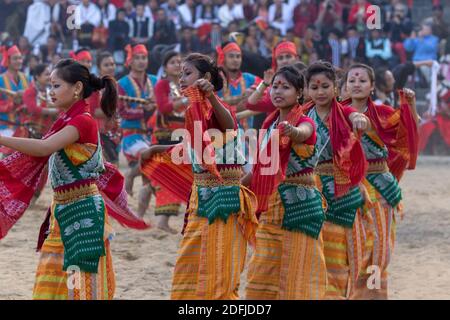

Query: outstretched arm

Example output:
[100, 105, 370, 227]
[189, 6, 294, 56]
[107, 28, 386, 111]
[0, 125, 79, 157]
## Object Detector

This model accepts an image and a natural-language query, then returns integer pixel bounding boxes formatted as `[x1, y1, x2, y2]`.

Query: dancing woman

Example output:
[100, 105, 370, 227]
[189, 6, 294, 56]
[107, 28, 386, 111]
[141, 53, 258, 299]
[0, 59, 148, 300]
[148, 51, 188, 233]
[343, 63, 418, 299]
[244, 65, 328, 300]
[88, 51, 121, 166]
[303, 61, 370, 299]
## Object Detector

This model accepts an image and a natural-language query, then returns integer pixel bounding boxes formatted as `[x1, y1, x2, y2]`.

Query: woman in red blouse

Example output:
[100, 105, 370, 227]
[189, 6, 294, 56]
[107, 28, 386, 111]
[147, 51, 189, 233]
[23, 64, 59, 138]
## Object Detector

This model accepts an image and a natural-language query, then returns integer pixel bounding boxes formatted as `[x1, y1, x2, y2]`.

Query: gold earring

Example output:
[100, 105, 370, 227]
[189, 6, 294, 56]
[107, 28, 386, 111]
[74, 92, 79, 100]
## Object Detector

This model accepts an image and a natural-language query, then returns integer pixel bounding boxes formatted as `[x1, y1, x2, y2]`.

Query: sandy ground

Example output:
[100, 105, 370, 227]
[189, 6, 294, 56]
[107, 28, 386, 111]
[0, 156, 449, 300]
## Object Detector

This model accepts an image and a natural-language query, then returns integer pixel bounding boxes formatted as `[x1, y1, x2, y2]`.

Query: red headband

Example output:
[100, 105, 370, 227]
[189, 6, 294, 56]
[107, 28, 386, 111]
[70, 50, 93, 62]
[0, 45, 21, 68]
[216, 43, 241, 67]
[125, 44, 148, 67]
[271, 41, 298, 70]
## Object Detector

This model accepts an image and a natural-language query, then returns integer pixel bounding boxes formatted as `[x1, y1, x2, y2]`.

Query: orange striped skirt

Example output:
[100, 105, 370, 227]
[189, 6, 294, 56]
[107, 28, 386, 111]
[32, 202, 115, 300]
[245, 190, 328, 300]
[171, 184, 258, 300]
[321, 210, 369, 300]
[351, 188, 398, 300]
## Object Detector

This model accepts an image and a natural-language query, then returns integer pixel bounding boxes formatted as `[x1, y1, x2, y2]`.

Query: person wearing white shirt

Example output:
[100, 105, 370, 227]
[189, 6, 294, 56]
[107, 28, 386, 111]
[268, 0, 293, 36]
[97, 0, 117, 28]
[129, 2, 154, 43]
[77, 0, 102, 28]
[218, 0, 244, 28]
[178, 0, 197, 28]
[23, 0, 52, 47]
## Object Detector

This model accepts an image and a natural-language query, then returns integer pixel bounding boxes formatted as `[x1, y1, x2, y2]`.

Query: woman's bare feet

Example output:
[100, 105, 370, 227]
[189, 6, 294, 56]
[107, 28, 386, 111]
[137, 184, 153, 218]
[157, 215, 178, 234]
[125, 164, 140, 197]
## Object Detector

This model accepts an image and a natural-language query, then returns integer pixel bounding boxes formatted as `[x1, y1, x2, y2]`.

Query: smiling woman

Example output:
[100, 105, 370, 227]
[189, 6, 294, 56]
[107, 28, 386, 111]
[0, 58, 149, 300]
[245, 66, 328, 300]
[140, 53, 258, 300]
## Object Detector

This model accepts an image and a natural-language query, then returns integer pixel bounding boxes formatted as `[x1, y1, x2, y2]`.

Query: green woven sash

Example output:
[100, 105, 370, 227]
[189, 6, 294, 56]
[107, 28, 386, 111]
[320, 176, 364, 228]
[54, 195, 105, 273]
[196, 186, 241, 224]
[278, 184, 325, 239]
[366, 172, 402, 207]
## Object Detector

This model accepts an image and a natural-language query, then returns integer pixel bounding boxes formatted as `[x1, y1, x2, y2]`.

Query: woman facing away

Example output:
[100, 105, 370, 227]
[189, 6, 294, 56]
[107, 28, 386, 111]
[343, 63, 418, 299]
[244, 65, 328, 300]
[0, 59, 148, 300]
[140, 53, 258, 299]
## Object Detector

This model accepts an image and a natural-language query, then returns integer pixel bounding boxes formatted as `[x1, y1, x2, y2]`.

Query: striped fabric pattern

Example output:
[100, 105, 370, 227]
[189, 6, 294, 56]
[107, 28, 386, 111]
[245, 191, 327, 300]
[352, 192, 397, 299]
[33, 237, 115, 300]
[171, 184, 257, 300]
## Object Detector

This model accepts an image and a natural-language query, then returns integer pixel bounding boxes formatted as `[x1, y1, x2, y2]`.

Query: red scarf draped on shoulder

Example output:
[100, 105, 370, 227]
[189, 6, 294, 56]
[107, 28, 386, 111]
[304, 98, 367, 198]
[141, 86, 237, 202]
[343, 92, 418, 181]
[0, 100, 149, 240]
[251, 104, 304, 215]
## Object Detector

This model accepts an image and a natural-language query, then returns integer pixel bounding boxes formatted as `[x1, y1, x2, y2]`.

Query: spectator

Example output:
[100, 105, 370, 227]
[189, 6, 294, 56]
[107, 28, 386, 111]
[423, 4, 449, 41]
[365, 29, 393, 69]
[254, 0, 270, 22]
[348, 0, 372, 32]
[293, 0, 318, 38]
[178, 0, 197, 28]
[180, 26, 202, 55]
[343, 25, 366, 66]
[18, 36, 32, 59]
[108, 8, 131, 53]
[259, 26, 280, 58]
[162, 0, 183, 30]
[129, 2, 154, 45]
[299, 25, 321, 65]
[77, 0, 102, 28]
[404, 23, 439, 84]
[242, 0, 256, 21]
[268, 0, 292, 36]
[97, 0, 117, 28]
[210, 22, 223, 52]
[76, 0, 102, 47]
[195, 0, 219, 27]
[123, 0, 136, 20]
[316, 0, 344, 35]
[144, 0, 159, 21]
[218, 0, 244, 28]
[150, 8, 178, 48]
[23, 0, 52, 47]
[38, 34, 62, 65]
[338, 0, 353, 24]
[51, 0, 73, 46]
[242, 23, 260, 54]
[326, 28, 344, 68]
[384, 2, 413, 64]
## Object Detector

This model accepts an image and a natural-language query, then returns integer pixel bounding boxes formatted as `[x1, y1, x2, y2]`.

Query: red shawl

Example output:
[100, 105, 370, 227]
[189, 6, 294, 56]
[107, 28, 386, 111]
[304, 98, 367, 198]
[251, 104, 305, 215]
[367, 92, 418, 181]
[0, 100, 149, 240]
[183, 86, 228, 180]
[343, 91, 419, 181]
[141, 86, 239, 202]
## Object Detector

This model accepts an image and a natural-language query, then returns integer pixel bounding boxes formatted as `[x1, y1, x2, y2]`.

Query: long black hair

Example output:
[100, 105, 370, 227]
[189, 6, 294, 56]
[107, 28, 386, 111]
[54, 59, 117, 118]
[272, 65, 305, 104]
[183, 53, 223, 91]
[305, 60, 336, 85]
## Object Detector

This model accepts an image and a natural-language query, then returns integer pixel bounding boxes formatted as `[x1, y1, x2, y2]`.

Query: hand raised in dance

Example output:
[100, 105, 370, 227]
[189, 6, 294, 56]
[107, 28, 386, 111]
[195, 79, 215, 97]
[349, 112, 370, 134]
